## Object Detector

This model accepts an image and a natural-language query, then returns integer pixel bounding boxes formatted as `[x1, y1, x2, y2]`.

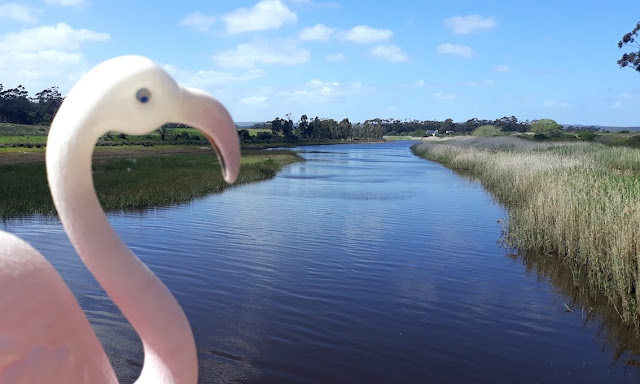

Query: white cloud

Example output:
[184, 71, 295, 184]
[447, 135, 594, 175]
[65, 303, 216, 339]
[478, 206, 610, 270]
[543, 100, 569, 108]
[179, 11, 216, 32]
[0, 23, 110, 53]
[433, 91, 456, 101]
[445, 15, 495, 35]
[408, 79, 425, 88]
[495, 64, 511, 73]
[44, 0, 84, 6]
[326, 53, 346, 62]
[371, 45, 408, 62]
[468, 79, 495, 87]
[163, 65, 265, 89]
[298, 24, 335, 42]
[437, 43, 473, 58]
[223, 0, 297, 34]
[240, 95, 268, 104]
[0, 3, 41, 23]
[0, 50, 84, 79]
[211, 39, 309, 68]
[0, 23, 109, 92]
[280, 79, 367, 104]
[341, 25, 392, 44]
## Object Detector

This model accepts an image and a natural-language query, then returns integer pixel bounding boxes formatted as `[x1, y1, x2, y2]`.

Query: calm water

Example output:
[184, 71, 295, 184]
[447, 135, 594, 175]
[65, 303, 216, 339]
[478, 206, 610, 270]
[3, 141, 640, 383]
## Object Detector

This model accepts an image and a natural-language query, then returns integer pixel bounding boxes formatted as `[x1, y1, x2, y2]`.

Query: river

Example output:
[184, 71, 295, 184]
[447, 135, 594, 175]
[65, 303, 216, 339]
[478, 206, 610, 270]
[3, 141, 639, 383]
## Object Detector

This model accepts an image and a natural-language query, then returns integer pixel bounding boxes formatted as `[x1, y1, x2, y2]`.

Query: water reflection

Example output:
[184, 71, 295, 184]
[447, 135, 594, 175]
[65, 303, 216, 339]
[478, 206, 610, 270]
[508, 249, 640, 371]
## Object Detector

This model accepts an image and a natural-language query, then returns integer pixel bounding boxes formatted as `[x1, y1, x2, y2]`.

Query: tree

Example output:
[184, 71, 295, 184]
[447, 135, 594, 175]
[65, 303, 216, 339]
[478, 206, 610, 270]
[238, 129, 251, 142]
[439, 118, 454, 133]
[271, 117, 282, 135]
[156, 125, 169, 141]
[530, 118, 562, 136]
[618, 21, 640, 72]
[296, 114, 308, 138]
[33, 87, 64, 123]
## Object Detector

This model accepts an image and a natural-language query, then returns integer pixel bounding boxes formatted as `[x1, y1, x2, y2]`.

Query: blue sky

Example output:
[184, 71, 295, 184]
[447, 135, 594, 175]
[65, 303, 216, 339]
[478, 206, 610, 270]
[0, 0, 638, 126]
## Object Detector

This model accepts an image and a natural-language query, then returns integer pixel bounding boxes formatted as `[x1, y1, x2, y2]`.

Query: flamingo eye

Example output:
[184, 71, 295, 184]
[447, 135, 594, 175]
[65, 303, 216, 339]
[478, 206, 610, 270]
[136, 88, 151, 104]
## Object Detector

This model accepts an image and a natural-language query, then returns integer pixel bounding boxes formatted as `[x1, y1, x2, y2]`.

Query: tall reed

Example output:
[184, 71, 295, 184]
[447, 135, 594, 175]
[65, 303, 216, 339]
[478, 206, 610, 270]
[0, 150, 302, 219]
[412, 138, 640, 326]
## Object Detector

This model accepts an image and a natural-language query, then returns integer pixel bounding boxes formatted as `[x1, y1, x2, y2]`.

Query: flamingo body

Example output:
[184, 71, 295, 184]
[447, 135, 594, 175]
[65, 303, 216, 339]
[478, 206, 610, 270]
[0, 56, 241, 383]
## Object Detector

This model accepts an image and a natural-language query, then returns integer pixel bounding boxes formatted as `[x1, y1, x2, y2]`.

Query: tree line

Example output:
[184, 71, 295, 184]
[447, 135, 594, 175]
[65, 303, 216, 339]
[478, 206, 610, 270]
[0, 84, 64, 125]
[239, 115, 533, 143]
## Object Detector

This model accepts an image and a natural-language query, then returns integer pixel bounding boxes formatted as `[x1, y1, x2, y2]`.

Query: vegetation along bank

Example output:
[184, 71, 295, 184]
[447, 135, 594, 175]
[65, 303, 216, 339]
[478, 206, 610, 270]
[0, 149, 303, 219]
[412, 137, 640, 328]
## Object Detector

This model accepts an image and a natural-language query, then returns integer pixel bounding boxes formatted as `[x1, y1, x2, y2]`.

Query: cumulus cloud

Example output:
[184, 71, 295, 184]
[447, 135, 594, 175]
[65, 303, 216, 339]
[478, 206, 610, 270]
[371, 45, 408, 62]
[179, 11, 216, 32]
[495, 64, 511, 72]
[0, 23, 109, 91]
[44, 0, 84, 6]
[298, 24, 335, 41]
[0, 3, 41, 23]
[0, 23, 109, 53]
[223, 0, 297, 34]
[325, 53, 346, 62]
[437, 43, 473, 58]
[445, 15, 495, 35]
[211, 39, 309, 68]
[341, 25, 392, 44]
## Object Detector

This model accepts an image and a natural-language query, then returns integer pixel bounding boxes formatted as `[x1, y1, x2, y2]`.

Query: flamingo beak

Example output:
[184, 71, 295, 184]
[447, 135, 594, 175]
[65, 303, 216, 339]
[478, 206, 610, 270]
[177, 87, 240, 184]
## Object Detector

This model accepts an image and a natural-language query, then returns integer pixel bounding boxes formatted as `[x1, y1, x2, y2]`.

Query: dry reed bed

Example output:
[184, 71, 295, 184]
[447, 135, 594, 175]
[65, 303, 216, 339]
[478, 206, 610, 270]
[412, 137, 640, 326]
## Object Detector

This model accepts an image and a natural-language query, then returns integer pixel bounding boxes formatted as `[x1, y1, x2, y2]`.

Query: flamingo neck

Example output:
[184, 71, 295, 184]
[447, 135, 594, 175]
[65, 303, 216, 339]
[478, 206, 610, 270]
[46, 124, 197, 383]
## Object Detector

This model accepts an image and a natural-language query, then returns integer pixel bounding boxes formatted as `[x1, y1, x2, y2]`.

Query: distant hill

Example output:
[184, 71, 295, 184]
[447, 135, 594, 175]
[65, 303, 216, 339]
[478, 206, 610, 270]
[235, 121, 263, 128]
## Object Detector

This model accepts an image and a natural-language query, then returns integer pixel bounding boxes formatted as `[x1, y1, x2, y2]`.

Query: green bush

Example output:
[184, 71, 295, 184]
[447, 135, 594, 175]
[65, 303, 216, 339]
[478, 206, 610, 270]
[534, 133, 548, 140]
[472, 125, 502, 136]
[530, 119, 562, 137]
[578, 131, 597, 141]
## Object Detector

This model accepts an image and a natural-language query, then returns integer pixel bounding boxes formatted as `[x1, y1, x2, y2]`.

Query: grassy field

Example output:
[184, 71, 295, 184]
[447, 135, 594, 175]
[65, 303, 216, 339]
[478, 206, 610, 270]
[0, 149, 303, 219]
[412, 137, 640, 328]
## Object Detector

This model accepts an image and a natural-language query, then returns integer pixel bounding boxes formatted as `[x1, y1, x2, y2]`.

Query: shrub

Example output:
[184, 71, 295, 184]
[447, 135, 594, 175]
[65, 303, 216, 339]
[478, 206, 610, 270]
[534, 133, 548, 140]
[577, 131, 597, 141]
[472, 125, 502, 136]
[530, 119, 562, 137]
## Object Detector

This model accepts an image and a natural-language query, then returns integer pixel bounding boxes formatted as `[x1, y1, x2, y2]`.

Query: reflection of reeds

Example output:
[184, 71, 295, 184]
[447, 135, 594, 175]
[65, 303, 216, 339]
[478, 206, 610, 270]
[412, 138, 640, 327]
[508, 249, 640, 367]
[0, 150, 303, 219]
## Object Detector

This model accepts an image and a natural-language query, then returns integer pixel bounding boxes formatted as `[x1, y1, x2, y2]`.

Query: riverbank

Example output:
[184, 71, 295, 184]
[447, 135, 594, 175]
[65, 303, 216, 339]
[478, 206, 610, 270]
[412, 137, 640, 328]
[0, 149, 303, 219]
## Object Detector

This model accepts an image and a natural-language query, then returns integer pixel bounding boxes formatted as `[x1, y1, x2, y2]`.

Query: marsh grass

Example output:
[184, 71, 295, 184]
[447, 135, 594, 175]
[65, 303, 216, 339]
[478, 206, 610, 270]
[412, 137, 640, 327]
[0, 149, 302, 219]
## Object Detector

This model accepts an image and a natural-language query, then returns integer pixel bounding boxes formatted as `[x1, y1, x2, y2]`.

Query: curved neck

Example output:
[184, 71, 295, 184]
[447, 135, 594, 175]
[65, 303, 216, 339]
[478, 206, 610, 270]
[46, 123, 197, 383]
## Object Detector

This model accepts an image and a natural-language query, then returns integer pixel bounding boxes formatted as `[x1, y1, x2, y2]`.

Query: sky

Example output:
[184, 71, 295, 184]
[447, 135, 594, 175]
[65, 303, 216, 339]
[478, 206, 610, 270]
[0, 0, 639, 126]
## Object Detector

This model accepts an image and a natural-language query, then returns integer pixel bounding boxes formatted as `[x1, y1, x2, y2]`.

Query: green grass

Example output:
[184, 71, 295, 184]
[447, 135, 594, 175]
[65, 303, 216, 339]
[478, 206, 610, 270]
[246, 128, 271, 136]
[0, 122, 49, 136]
[412, 137, 640, 329]
[0, 149, 303, 219]
[0, 136, 48, 144]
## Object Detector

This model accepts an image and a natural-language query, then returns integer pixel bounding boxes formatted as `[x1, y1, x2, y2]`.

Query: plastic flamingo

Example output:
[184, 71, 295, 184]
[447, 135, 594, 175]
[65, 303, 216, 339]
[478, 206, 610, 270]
[0, 56, 241, 383]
